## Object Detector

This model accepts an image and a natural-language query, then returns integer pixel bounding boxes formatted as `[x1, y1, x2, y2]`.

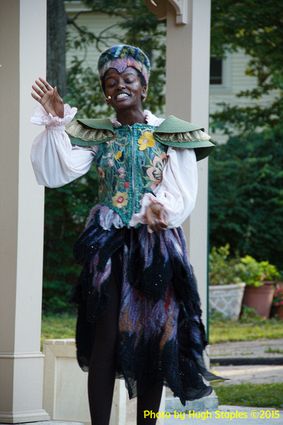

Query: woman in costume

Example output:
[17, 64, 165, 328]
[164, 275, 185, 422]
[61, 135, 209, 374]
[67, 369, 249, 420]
[30, 45, 221, 425]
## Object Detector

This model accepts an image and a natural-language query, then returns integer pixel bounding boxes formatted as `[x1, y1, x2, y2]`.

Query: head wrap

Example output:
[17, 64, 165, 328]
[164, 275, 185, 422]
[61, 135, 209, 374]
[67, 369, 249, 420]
[97, 44, 151, 86]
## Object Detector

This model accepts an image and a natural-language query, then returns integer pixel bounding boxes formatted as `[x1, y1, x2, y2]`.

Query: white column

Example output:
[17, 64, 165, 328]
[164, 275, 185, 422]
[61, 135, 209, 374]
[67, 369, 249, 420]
[165, 0, 211, 327]
[0, 0, 49, 422]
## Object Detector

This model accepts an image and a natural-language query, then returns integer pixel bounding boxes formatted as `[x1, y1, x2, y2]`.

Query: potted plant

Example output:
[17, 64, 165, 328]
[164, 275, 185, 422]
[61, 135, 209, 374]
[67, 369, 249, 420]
[272, 286, 283, 320]
[209, 244, 246, 320]
[236, 256, 280, 319]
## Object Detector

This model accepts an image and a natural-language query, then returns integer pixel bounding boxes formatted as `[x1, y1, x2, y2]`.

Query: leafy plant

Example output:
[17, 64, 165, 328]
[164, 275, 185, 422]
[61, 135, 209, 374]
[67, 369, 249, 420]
[235, 256, 279, 287]
[209, 244, 242, 285]
[209, 128, 283, 270]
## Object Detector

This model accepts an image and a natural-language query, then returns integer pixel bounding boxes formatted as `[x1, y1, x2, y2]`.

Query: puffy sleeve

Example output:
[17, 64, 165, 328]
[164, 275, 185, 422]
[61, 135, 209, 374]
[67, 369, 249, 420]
[129, 147, 198, 228]
[30, 104, 97, 188]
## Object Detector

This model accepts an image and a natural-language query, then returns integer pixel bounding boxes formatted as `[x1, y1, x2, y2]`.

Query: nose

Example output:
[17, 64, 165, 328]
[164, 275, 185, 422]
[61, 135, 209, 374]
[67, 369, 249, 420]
[117, 78, 126, 90]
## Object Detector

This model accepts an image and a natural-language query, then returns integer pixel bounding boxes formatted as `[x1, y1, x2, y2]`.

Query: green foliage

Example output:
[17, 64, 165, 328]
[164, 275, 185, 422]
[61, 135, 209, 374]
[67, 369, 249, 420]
[239, 305, 265, 323]
[235, 255, 279, 287]
[211, 0, 283, 133]
[209, 244, 242, 285]
[43, 168, 99, 314]
[65, 56, 111, 118]
[209, 127, 283, 270]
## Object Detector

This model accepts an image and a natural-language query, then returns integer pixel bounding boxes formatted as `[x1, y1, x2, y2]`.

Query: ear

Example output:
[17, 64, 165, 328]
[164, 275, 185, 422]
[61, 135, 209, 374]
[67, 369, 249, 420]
[141, 86, 147, 101]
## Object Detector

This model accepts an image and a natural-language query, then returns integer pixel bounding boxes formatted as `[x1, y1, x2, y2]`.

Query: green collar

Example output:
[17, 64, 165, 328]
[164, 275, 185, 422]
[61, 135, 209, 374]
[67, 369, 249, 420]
[77, 115, 203, 134]
[77, 118, 115, 132]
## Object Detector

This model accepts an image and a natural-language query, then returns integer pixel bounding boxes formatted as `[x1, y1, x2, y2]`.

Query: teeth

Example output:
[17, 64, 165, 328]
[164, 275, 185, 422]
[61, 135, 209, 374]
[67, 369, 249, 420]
[117, 93, 129, 99]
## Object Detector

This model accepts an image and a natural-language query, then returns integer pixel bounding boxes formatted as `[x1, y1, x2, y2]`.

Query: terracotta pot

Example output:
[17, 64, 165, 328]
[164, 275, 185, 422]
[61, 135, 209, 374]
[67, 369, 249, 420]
[242, 281, 276, 319]
[273, 305, 283, 320]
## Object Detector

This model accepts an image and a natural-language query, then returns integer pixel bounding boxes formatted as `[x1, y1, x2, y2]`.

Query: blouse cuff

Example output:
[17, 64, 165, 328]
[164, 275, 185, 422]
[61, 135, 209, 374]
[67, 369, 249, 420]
[129, 193, 164, 227]
[30, 103, 77, 128]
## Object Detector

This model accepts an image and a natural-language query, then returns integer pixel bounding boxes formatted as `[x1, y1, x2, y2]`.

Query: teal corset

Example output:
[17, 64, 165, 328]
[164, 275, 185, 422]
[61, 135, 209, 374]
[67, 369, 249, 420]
[94, 124, 168, 226]
[66, 113, 216, 227]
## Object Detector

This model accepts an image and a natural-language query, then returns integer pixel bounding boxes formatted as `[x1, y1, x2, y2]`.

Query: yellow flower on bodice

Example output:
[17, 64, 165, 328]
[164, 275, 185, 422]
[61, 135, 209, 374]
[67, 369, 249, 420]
[138, 131, 155, 150]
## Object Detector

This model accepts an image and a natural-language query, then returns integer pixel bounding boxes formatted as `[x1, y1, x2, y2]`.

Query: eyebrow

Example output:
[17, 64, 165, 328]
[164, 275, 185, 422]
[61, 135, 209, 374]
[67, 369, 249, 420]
[104, 71, 137, 81]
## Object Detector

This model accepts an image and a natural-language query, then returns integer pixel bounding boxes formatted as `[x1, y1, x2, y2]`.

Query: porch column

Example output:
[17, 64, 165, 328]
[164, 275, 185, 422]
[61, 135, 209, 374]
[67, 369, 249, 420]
[0, 0, 49, 422]
[165, 0, 211, 327]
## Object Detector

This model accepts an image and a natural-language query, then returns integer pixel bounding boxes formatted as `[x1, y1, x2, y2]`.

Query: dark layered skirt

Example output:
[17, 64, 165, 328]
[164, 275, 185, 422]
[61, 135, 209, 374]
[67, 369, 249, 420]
[70, 207, 223, 406]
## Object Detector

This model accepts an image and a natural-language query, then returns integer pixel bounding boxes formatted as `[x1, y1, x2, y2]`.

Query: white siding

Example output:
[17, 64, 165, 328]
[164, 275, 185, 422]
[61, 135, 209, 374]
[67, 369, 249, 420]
[66, 10, 125, 70]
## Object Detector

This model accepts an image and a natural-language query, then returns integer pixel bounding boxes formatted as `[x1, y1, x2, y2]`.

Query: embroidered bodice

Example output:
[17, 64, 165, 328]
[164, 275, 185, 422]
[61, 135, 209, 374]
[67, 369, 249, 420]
[94, 123, 168, 225]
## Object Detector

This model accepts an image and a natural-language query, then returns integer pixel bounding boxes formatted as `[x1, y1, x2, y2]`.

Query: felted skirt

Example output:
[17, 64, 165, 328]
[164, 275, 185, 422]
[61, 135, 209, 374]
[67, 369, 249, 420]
[69, 206, 222, 406]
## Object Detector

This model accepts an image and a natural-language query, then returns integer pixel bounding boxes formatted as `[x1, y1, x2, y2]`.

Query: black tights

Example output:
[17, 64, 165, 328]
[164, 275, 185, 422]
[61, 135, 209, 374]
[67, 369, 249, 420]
[87, 259, 163, 425]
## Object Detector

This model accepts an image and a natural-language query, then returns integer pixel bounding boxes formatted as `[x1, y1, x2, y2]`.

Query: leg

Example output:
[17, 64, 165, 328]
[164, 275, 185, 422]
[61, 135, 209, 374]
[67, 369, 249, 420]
[87, 268, 121, 425]
[137, 381, 164, 425]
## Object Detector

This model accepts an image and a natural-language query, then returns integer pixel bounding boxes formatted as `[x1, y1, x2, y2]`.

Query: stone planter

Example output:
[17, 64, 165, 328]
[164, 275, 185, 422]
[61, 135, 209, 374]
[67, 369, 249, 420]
[242, 281, 276, 319]
[209, 282, 246, 320]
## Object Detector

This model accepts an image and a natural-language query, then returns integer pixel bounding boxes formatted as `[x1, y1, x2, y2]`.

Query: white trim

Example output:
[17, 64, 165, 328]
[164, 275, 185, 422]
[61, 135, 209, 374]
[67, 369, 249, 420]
[65, 1, 92, 13]
[0, 352, 44, 359]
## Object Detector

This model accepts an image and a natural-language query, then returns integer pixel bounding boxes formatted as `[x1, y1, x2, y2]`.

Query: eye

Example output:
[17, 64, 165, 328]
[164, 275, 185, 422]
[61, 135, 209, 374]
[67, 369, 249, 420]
[105, 79, 117, 88]
[125, 77, 136, 84]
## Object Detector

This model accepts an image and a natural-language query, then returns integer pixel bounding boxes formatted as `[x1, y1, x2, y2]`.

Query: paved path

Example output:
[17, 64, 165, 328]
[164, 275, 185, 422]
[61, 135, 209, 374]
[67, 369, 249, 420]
[211, 364, 283, 384]
[209, 338, 283, 359]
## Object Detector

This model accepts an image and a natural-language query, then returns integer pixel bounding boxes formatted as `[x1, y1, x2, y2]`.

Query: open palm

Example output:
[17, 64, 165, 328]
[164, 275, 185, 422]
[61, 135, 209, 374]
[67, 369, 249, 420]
[31, 77, 64, 118]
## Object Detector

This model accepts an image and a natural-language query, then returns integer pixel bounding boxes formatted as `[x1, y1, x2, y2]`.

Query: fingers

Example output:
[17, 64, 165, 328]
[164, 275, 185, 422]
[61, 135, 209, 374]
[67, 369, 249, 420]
[39, 77, 53, 91]
[145, 203, 168, 233]
[31, 91, 42, 103]
[31, 83, 44, 98]
[31, 77, 54, 100]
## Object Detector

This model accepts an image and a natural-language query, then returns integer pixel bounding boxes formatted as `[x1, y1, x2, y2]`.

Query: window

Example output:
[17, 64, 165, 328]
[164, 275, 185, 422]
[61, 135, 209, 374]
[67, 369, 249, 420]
[210, 57, 223, 85]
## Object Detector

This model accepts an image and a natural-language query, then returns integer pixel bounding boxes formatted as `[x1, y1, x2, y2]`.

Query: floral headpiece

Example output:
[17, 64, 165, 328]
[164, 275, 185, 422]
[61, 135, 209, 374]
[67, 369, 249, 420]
[97, 44, 151, 86]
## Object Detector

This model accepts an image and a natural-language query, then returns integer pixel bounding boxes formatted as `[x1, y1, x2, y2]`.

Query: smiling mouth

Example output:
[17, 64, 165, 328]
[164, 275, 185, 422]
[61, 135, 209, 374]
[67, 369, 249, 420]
[116, 92, 131, 100]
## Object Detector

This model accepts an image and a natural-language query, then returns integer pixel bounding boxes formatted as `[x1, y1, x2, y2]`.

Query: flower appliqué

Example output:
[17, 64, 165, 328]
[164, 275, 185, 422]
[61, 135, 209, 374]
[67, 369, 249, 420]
[115, 150, 123, 160]
[112, 191, 128, 208]
[138, 131, 155, 151]
[98, 167, 105, 178]
[146, 153, 168, 190]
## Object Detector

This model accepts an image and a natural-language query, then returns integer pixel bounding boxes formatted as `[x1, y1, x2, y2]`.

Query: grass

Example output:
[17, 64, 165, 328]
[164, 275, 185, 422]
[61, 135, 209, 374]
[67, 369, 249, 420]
[212, 382, 283, 409]
[209, 307, 283, 344]
[265, 347, 283, 354]
[41, 312, 76, 350]
[41, 306, 283, 347]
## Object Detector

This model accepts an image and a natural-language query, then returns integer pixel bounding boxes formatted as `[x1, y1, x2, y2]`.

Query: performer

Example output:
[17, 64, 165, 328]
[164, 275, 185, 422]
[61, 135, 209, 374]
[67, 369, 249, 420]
[30, 45, 221, 425]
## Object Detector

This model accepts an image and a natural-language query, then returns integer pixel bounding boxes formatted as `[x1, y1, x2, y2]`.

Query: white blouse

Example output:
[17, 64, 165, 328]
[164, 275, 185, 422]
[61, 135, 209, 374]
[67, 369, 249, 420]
[30, 104, 198, 229]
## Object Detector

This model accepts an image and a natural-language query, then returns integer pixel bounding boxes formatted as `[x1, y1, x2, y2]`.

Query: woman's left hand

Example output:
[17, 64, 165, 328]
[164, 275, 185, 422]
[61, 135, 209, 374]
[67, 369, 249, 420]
[145, 202, 168, 233]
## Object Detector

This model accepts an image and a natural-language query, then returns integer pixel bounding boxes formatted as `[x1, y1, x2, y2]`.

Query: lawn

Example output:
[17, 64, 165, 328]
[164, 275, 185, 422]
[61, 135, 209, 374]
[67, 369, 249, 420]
[41, 312, 76, 350]
[209, 308, 283, 344]
[41, 308, 283, 346]
[212, 382, 283, 409]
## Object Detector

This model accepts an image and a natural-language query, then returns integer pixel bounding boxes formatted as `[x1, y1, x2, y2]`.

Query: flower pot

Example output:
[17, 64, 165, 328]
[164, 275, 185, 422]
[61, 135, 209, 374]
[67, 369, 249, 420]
[209, 282, 246, 320]
[273, 305, 283, 320]
[242, 281, 276, 319]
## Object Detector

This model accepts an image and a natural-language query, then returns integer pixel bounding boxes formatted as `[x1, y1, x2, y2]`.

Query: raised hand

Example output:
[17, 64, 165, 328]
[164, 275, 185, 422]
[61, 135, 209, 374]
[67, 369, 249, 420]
[145, 202, 168, 233]
[31, 77, 64, 118]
